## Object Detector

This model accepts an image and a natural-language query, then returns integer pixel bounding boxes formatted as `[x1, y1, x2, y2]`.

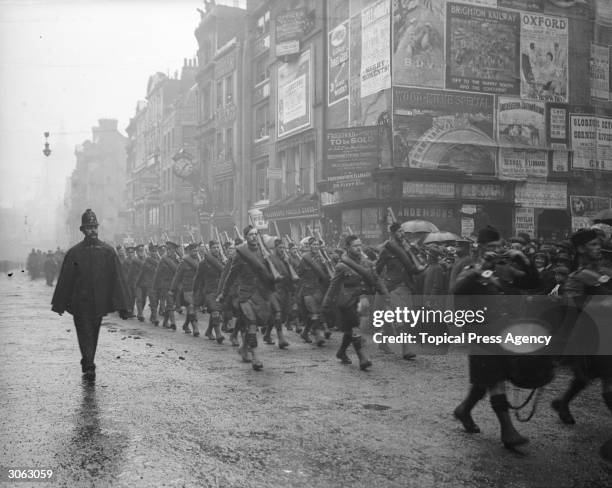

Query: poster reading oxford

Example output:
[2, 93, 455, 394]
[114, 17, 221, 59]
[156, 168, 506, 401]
[446, 2, 520, 95]
[520, 12, 568, 102]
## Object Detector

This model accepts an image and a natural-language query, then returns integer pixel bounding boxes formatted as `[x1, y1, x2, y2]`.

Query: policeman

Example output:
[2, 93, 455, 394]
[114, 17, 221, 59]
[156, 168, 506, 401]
[51, 209, 130, 380]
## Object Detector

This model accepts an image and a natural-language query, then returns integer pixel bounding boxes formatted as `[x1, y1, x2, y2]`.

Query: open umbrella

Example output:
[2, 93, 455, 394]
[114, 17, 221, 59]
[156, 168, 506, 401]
[400, 220, 439, 233]
[423, 231, 460, 244]
[593, 208, 612, 225]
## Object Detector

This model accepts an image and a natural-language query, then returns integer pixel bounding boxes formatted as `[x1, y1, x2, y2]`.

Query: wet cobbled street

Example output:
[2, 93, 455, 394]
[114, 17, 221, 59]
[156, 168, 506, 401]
[1, 271, 611, 488]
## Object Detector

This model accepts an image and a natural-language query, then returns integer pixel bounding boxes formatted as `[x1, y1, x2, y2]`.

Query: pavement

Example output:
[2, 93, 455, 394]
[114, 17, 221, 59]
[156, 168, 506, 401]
[1, 270, 611, 488]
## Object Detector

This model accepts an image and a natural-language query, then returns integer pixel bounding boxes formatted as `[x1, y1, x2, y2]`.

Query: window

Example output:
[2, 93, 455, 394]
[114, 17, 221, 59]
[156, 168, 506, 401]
[216, 131, 225, 159]
[225, 74, 233, 104]
[255, 162, 268, 200]
[255, 58, 270, 85]
[216, 79, 223, 108]
[225, 127, 233, 160]
[256, 11, 270, 37]
[254, 103, 269, 140]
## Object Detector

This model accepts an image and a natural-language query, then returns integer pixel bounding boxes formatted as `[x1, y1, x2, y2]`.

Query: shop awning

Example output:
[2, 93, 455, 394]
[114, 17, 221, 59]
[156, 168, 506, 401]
[262, 193, 320, 221]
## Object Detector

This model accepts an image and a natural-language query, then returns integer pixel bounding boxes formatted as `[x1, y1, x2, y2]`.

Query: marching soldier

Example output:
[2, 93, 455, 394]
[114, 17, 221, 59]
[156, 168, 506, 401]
[193, 241, 226, 343]
[322, 235, 389, 370]
[136, 243, 161, 325]
[125, 246, 144, 319]
[218, 226, 275, 371]
[43, 250, 58, 287]
[262, 237, 294, 349]
[452, 226, 541, 450]
[170, 242, 201, 336]
[376, 222, 423, 358]
[551, 229, 612, 426]
[218, 239, 243, 347]
[153, 241, 180, 330]
[297, 237, 331, 346]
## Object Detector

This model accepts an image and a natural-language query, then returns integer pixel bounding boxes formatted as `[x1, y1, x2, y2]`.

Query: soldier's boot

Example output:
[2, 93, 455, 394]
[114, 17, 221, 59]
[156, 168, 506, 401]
[238, 331, 251, 362]
[312, 319, 325, 347]
[490, 394, 529, 449]
[276, 321, 290, 349]
[191, 317, 200, 337]
[230, 327, 240, 346]
[551, 376, 586, 425]
[336, 333, 352, 364]
[453, 385, 486, 433]
[300, 320, 313, 343]
[352, 335, 372, 371]
[162, 312, 170, 329]
[182, 314, 192, 334]
[204, 323, 215, 340]
[246, 332, 263, 371]
[210, 313, 224, 344]
[263, 322, 275, 345]
[168, 310, 177, 331]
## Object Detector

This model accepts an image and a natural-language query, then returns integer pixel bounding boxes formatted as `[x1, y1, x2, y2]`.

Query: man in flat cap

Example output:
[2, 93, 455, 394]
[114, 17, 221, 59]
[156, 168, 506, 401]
[51, 209, 130, 380]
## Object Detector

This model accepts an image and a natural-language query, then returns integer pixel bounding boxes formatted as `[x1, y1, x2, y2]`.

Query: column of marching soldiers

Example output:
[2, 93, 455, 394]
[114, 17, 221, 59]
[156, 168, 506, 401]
[32, 217, 612, 452]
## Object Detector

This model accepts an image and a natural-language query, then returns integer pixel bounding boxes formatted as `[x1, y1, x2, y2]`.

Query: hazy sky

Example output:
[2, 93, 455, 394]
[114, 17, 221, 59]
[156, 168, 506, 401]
[0, 0, 207, 207]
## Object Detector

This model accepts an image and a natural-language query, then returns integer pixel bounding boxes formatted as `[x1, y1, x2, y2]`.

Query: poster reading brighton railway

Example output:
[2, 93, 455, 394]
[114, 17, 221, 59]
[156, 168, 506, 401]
[392, 86, 495, 174]
[497, 97, 545, 148]
[520, 12, 568, 102]
[393, 0, 446, 88]
[446, 2, 520, 95]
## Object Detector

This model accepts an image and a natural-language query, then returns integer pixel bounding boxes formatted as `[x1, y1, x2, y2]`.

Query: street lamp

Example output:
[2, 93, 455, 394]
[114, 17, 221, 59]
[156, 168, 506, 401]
[43, 132, 51, 157]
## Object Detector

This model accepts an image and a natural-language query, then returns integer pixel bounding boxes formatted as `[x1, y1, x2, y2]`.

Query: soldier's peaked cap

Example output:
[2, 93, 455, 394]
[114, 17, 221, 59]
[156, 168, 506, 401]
[570, 229, 599, 248]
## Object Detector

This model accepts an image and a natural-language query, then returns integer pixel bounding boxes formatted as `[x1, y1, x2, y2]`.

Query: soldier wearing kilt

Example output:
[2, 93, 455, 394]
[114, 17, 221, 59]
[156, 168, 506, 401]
[218, 239, 243, 346]
[297, 237, 331, 346]
[129, 245, 146, 320]
[170, 243, 201, 336]
[136, 244, 160, 325]
[452, 226, 541, 450]
[218, 226, 275, 371]
[153, 241, 180, 330]
[322, 235, 390, 371]
[550, 229, 612, 426]
[193, 241, 226, 343]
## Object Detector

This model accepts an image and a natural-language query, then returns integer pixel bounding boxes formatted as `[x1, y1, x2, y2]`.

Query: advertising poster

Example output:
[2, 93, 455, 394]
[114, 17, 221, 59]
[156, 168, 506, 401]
[497, 97, 545, 148]
[328, 20, 350, 106]
[515, 207, 535, 237]
[552, 149, 569, 172]
[590, 43, 609, 100]
[569, 115, 612, 171]
[360, 0, 391, 98]
[546, 102, 569, 148]
[275, 8, 307, 56]
[393, 0, 446, 88]
[499, 149, 547, 179]
[520, 13, 568, 102]
[277, 49, 311, 139]
[323, 126, 380, 181]
[446, 2, 520, 95]
[393, 87, 495, 173]
[515, 181, 567, 209]
[571, 195, 611, 231]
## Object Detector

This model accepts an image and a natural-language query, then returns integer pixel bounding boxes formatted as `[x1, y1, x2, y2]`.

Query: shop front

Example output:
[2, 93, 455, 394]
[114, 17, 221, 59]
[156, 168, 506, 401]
[261, 193, 321, 241]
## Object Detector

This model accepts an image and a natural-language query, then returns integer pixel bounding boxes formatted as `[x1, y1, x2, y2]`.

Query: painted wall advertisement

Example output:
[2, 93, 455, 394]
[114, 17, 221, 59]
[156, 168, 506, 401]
[570, 115, 612, 171]
[515, 181, 567, 209]
[497, 97, 545, 148]
[446, 2, 520, 95]
[393, 87, 495, 173]
[328, 20, 350, 106]
[515, 207, 535, 237]
[520, 12, 568, 102]
[360, 0, 391, 98]
[277, 49, 311, 139]
[590, 43, 610, 100]
[499, 149, 548, 179]
[275, 9, 307, 56]
[393, 0, 445, 88]
[570, 195, 612, 231]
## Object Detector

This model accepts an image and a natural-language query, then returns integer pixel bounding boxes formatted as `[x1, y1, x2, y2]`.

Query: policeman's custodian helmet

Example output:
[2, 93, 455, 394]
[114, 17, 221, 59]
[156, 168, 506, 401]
[80, 208, 98, 229]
